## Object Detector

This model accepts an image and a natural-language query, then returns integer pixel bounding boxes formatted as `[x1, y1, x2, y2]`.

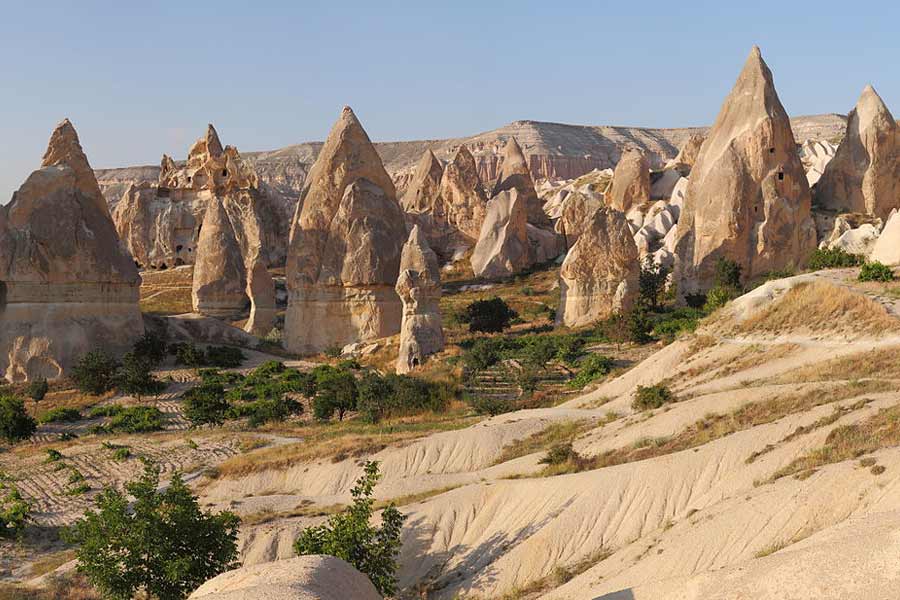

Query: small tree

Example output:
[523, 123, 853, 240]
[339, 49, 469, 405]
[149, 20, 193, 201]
[27, 377, 49, 401]
[133, 331, 168, 367]
[294, 461, 406, 596]
[66, 463, 239, 600]
[0, 394, 36, 443]
[72, 350, 120, 395]
[115, 353, 165, 401]
[638, 256, 670, 310]
[312, 367, 358, 421]
[460, 297, 518, 333]
[0, 480, 30, 538]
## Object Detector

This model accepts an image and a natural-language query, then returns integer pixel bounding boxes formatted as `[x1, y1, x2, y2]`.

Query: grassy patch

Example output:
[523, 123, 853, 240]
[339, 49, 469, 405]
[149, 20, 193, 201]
[494, 420, 588, 465]
[773, 346, 900, 383]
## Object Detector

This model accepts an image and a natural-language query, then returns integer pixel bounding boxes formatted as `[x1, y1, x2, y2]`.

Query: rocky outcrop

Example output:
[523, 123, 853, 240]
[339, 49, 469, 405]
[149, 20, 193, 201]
[396, 226, 444, 373]
[820, 213, 882, 257]
[284, 107, 404, 354]
[674, 47, 817, 292]
[189, 555, 382, 600]
[557, 208, 639, 327]
[0, 120, 143, 382]
[870, 210, 900, 265]
[492, 137, 551, 227]
[556, 192, 603, 248]
[400, 150, 444, 213]
[471, 189, 534, 278]
[191, 197, 246, 316]
[665, 133, 705, 171]
[799, 139, 837, 186]
[243, 257, 277, 337]
[814, 85, 900, 220]
[437, 145, 489, 249]
[608, 148, 650, 213]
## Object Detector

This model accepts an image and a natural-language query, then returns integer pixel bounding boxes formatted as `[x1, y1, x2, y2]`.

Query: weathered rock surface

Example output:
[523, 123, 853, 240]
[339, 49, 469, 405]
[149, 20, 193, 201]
[665, 133, 706, 171]
[437, 145, 489, 248]
[492, 137, 551, 227]
[191, 197, 247, 316]
[814, 85, 900, 220]
[471, 189, 534, 278]
[244, 257, 277, 336]
[400, 150, 444, 213]
[557, 208, 639, 327]
[674, 47, 817, 292]
[189, 555, 382, 600]
[799, 139, 837, 186]
[0, 120, 143, 382]
[285, 107, 404, 354]
[608, 148, 650, 213]
[396, 226, 444, 373]
[556, 192, 603, 249]
[870, 209, 900, 265]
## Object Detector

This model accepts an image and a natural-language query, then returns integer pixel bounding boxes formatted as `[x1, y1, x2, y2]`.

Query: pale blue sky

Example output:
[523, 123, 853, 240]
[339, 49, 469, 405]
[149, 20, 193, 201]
[1, 1, 897, 201]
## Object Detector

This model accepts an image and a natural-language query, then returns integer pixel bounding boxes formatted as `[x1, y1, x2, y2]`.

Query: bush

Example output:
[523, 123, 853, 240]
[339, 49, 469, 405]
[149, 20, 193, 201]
[0, 480, 30, 538]
[72, 351, 120, 395]
[356, 374, 457, 423]
[714, 257, 743, 289]
[183, 382, 229, 427]
[132, 331, 167, 366]
[461, 337, 510, 372]
[66, 463, 239, 600]
[651, 307, 705, 340]
[171, 343, 207, 368]
[105, 406, 165, 434]
[807, 247, 864, 270]
[324, 344, 342, 359]
[569, 354, 613, 389]
[312, 366, 358, 421]
[114, 353, 166, 400]
[459, 297, 518, 333]
[703, 285, 736, 312]
[858, 261, 894, 282]
[293, 462, 405, 596]
[228, 396, 302, 427]
[87, 404, 124, 418]
[205, 346, 245, 369]
[632, 384, 676, 410]
[45, 449, 64, 462]
[38, 407, 82, 424]
[627, 308, 653, 344]
[468, 394, 513, 417]
[0, 394, 36, 443]
[28, 377, 48, 401]
[638, 257, 670, 309]
[539, 442, 578, 466]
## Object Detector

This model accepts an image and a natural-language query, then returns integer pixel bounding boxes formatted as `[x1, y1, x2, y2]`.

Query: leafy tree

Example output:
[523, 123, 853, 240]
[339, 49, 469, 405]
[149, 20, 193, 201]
[468, 394, 513, 417]
[183, 382, 229, 427]
[293, 462, 406, 596]
[714, 257, 743, 289]
[204, 346, 245, 369]
[356, 372, 395, 424]
[638, 256, 670, 310]
[312, 367, 358, 421]
[72, 351, 120, 395]
[0, 479, 30, 538]
[115, 353, 165, 400]
[66, 464, 239, 600]
[133, 331, 168, 366]
[627, 308, 654, 344]
[569, 354, 613, 389]
[459, 297, 518, 333]
[28, 377, 49, 401]
[105, 406, 165, 434]
[0, 394, 36, 443]
[171, 343, 207, 368]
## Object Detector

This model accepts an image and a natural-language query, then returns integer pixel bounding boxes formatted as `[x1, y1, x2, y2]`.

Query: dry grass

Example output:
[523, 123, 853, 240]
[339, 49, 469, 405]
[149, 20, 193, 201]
[735, 281, 900, 336]
[378, 485, 462, 509]
[0, 574, 100, 600]
[494, 420, 588, 465]
[26, 549, 76, 578]
[140, 287, 193, 315]
[774, 346, 900, 384]
[241, 500, 346, 525]
[25, 389, 113, 422]
[770, 402, 900, 481]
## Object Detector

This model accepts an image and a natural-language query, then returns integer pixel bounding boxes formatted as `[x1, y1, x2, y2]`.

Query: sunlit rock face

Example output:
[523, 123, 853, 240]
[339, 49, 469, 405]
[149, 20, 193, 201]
[396, 225, 444, 374]
[0, 119, 143, 382]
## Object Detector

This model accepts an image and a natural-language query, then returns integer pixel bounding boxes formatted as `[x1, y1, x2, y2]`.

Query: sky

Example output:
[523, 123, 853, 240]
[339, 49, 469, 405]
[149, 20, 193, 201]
[1, 0, 898, 202]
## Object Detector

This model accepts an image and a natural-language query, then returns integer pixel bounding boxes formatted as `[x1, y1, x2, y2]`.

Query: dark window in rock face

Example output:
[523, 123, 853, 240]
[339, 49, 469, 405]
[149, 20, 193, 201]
[0, 281, 7, 306]
[222, 169, 228, 176]
[412, 358, 419, 367]
[187, 177, 191, 183]
[176, 245, 183, 252]
[778, 172, 785, 181]
[160, 263, 168, 270]
[769, 147, 776, 154]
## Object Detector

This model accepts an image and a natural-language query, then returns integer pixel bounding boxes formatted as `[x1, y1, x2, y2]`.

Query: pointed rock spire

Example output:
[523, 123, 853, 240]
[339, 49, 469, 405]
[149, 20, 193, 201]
[39, 118, 108, 214]
[401, 150, 444, 213]
[438, 144, 489, 243]
[492, 137, 550, 227]
[608, 148, 650, 213]
[673, 46, 816, 292]
[471, 189, 534, 278]
[814, 84, 900, 220]
[192, 197, 247, 316]
[396, 225, 444, 373]
[205, 123, 224, 157]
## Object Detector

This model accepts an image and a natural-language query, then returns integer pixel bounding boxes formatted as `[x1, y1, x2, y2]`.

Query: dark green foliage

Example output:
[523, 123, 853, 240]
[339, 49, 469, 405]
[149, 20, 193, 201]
[461, 337, 513, 372]
[38, 407, 82, 424]
[632, 384, 676, 410]
[227, 396, 302, 427]
[651, 307, 705, 340]
[714, 257, 743, 289]
[807, 247, 864, 270]
[45, 449, 64, 462]
[72, 351, 120, 395]
[112, 447, 131, 461]
[569, 354, 614, 389]
[104, 407, 165, 434]
[459, 297, 518, 333]
[66, 463, 239, 600]
[626, 308, 653, 344]
[0, 480, 30, 538]
[858, 261, 895, 282]
[312, 366, 358, 421]
[638, 257, 670, 309]
[0, 394, 36, 443]
[115, 353, 166, 400]
[87, 404, 125, 418]
[293, 461, 405, 597]
[183, 382, 229, 427]
[27, 377, 48, 401]
[703, 285, 737, 312]
[204, 346, 245, 369]
[356, 373, 457, 424]
[324, 344, 342, 358]
[171, 343, 207, 368]
[467, 394, 513, 416]
[133, 331, 168, 366]
[539, 442, 577, 466]
[554, 335, 585, 366]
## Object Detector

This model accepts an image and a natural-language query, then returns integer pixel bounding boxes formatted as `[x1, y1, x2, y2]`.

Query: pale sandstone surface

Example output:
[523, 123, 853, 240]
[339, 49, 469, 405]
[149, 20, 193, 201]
[191, 196, 247, 317]
[396, 225, 444, 373]
[608, 148, 650, 213]
[870, 209, 900, 265]
[492, 137, 551, 227]
[470, 189, 534, 278]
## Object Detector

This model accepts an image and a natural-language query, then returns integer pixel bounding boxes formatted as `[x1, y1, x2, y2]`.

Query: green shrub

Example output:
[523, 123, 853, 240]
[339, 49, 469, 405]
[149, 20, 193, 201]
[114, 353, 166, 399]
[652, 307, 705, 339]
[45, 449, 64, 462]
[539, 442, 578, 466]
[229, 397, 302, 427]
[132, 331, 168, 366]
[569, 354, 613, 389]
[72, 351, 120, 395]
[632, 384, 676, 410]
[0, 481, 30, 538]
[703, 285, 737, 312]
[714, 257, 743, 289]
[88, 404, 124, 418]
[112, 447, 131, 461]
[205, 346, 245, 369]
[858, 261, 894, 282]
[28, 377, 49, 401]
[171, 343, 207, 367]
[0, 394, 36, 443]
[459, 297, 518, 333]
[105, 406, 165, 434]
[807, 247, 863, 270]
[638, 257, 670, 309]
[293, 462, 405, 596]
[183, 382, 229, 427]
[66, 463, 239, 600]
[38, 407, 82, 424]
[462, 337, 512, 372]
[324, 344, 342, 358]
[312, 367, 358, 421]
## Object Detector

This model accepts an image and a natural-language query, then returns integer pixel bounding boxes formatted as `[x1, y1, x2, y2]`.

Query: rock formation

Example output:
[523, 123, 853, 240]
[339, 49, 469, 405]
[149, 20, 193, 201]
[869, 210, 900, 265]
[556, 192, 603, 248]
[0, 120, 143, 382]
[244, 257, 277, 336]
[814, 85, 900, 220]
[674, 47, 817, 292]
[400, 150, 444, 213]
[799, 139, 837, 186]
[557, 208, 639, 327]
[665, 133, 705, 171]
[492, 137, 551, 227]
[284, 107, 404, 354]
[471, 189, 534, 278]
[396, 226, 444, 373]
[191, 197, 247, 316]
[437, 145, 489, 248]
[608, 148, 651, 213]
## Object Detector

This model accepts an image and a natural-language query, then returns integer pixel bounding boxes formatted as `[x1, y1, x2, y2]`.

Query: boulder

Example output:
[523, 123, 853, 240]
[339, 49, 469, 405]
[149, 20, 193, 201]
[674, 46, 817, 292]
[285, 107, 404, 354]
[814, 85, 900, 220]
[191, 197, 247, 317]
[527, 223, 564, 263]
[401, 150, 444, 213]
[188, 555, 382, 600]
[870, 210, 900, 265]
[650, 167, 683, 200]
[396, 225, 444, 373]
[608, 148, 650, 212]
[0, 120, 143, 382]
[471, 189, 534, 278]
[825, 223, 880, 257]
[492, 137, 551, 227]
[557, 207, 640, 327]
